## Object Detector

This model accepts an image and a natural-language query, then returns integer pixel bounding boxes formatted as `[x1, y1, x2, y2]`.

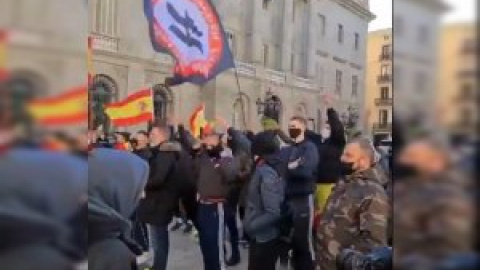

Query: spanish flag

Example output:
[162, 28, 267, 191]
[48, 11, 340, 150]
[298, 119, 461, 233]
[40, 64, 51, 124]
[105, 88, 154, 127]
[0, 29, 9, 81]
[189, 104, 214, 138]
[28, 86, 88, 125]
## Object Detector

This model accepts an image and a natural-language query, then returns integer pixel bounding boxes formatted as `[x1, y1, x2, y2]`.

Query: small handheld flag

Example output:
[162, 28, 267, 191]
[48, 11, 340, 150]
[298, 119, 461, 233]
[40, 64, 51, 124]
[28, 86, 88, 126]
[104, 88, 154, 127]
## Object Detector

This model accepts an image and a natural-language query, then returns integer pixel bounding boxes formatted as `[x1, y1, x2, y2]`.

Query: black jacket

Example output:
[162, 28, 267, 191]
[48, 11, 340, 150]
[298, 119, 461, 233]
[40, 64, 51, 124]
[137, 141, 183, 226]
[285, 139, 319, 197]
[315, 108, 346, 184]
[132, 147, 152, 161]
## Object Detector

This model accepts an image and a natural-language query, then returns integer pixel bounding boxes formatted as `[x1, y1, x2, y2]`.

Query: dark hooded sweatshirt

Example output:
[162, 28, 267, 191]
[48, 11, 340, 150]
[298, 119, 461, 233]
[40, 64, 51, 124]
[88, 149, 149, 270]
[0, 149, 87, 270]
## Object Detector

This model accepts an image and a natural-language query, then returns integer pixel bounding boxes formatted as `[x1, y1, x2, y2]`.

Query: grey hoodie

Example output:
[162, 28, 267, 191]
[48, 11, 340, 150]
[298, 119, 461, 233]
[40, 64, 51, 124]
[243, 156, 285, 243]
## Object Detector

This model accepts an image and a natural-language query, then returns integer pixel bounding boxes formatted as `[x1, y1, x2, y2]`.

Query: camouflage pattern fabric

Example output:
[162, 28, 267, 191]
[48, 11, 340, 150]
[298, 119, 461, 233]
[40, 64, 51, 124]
[315, 168, 389, 270]
[393, 171, 474, 269]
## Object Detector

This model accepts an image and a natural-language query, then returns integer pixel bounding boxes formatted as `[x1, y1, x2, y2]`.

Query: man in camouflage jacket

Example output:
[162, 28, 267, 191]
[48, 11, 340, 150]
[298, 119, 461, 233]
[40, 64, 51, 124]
[315, 138, 390, 270]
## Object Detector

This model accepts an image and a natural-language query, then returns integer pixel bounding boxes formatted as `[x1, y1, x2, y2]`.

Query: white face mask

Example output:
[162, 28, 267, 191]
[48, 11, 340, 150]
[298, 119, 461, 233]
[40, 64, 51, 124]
[321, 128, 331, 139]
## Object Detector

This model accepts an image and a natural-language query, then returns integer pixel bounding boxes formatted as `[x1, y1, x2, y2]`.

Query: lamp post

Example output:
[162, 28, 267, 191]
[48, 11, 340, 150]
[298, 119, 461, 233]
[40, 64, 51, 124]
[256, 89, 281, 122]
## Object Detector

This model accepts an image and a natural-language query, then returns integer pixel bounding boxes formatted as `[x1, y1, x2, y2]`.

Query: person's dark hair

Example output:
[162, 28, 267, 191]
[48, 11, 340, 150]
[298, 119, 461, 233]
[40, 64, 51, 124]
[290, 116, 307, 126]
[137, 130, 148, 137]
[151, 124, 172, 139]
[251, 130, 280, 157]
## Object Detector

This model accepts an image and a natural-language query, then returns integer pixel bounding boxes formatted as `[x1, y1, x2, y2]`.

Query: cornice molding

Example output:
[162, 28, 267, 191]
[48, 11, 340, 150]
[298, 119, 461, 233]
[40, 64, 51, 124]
[331, 0, 376, 22]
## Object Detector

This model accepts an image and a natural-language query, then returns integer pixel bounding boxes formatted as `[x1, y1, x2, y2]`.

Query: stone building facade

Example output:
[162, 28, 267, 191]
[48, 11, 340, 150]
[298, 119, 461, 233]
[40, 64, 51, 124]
[393, 0, 448, 128]
[437, 22, 477, 141]
[1, 0, 374, 133]
[365, 28, 392, 142]
[89, 0, 374, 132]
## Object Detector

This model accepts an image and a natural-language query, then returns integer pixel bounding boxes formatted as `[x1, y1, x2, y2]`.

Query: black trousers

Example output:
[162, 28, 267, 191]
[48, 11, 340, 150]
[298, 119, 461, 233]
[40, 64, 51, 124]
[288, 195, 315, 270]
[248, 239, 281, 270]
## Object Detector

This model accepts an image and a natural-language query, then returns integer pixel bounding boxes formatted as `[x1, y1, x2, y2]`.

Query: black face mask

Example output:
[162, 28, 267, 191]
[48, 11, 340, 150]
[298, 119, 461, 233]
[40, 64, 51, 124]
[394, 163, 419, 178]
[288, 128, 302, 139]
[340, 161, 356, 176]
[207, 144, 223, 157]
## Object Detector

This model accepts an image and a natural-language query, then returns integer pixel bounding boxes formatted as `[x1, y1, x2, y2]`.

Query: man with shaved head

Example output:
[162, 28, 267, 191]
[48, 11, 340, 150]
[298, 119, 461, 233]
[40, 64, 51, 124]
[315, 137, 389, 270]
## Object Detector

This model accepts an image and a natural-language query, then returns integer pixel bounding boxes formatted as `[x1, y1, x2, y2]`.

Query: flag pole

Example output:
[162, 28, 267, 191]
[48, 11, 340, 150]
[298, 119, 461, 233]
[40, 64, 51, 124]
[233, 63, 248, 129]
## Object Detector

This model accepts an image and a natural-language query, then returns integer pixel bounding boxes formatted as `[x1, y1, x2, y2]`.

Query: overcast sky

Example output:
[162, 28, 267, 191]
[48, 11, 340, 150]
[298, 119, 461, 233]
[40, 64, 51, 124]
[368, 0, 476, 32]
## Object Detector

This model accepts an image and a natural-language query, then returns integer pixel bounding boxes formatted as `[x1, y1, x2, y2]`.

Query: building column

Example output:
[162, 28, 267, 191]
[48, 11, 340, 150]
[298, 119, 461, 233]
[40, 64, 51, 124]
[246, 0, 263, 64]
[280, 0, 293, 71]
[305, 0, 316, 78]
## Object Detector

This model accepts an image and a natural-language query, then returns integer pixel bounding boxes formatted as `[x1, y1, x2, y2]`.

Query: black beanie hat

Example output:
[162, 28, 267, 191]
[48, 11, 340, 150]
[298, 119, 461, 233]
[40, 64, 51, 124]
[251, 130, 280, 157]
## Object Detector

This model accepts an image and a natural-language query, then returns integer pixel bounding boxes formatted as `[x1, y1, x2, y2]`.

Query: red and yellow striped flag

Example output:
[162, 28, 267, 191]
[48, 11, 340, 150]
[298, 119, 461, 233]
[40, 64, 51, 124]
[105, 88, 154, 127]
[28, 85, 88, 125]
[0, 29, 9, 81]
[189, 104, 214, 138]
[87, 35, 94, 86]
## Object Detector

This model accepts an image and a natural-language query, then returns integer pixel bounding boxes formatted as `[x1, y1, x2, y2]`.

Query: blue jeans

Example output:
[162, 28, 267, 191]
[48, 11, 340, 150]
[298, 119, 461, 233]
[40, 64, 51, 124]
[149, 225, 169, 270]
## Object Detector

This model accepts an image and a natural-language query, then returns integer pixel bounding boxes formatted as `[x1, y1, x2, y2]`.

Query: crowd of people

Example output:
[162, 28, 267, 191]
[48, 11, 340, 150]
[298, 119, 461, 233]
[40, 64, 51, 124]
[1, 103, 476, 270]
[85, 107, 395, 270]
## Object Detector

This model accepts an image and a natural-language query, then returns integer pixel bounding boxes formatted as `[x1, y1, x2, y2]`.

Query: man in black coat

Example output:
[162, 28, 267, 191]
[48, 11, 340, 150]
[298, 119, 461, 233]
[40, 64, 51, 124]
[132, 130, 152, 161]
[137, 125, 183, 270]
[310, 108, 346, 214]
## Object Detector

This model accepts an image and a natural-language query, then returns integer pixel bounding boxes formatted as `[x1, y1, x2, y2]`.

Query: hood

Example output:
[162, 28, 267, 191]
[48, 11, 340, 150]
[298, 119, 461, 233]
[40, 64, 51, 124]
[88, 149, 149, 245]
[158, 141, 182, 152]
[261, 150, 288, 178]
[0, 149, 87, 252]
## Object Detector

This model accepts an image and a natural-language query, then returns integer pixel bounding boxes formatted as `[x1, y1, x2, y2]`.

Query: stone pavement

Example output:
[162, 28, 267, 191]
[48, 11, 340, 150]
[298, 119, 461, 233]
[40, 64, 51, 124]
[138, 229, 249, 270]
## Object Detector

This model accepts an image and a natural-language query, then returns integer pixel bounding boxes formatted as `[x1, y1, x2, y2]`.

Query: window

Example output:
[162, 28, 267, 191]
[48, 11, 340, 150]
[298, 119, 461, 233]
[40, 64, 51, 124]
[415, 72, 427, 92]
[290, 54, 295, 72]
[262, 0, 269, 10]
[94, 0, 117, 36]
[379, 109, 389, 125]
[152, 84, 173, 124]
[394, 65, 402, 91]
[338, 24, 344, 43]
[318, 14, 326, 37]
[381, 45, 391, 59]
[380, 87, 389, 99]
[316, 64, 325, 85]
[226, 31, 236, 57]
[461, 83, 473, 99]
[352, 75, 358, 97]
[354, 33, 360, 50]
[380, 65, 390, 76]
[335, 70, 343, 95]
[394, 16, 404, 37]
[263, 44, 269, 67]
[418, 25, 429, 45]
[292, 1, 296, 22]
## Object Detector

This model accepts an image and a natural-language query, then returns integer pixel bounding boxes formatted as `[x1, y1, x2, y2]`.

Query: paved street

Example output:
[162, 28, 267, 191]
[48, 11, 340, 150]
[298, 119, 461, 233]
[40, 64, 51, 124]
[139, 229, 249, 270]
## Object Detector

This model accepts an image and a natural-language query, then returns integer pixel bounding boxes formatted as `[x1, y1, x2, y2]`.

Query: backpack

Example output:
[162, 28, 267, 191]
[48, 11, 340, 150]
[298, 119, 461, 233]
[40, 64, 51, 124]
[263, 161, 294, 241]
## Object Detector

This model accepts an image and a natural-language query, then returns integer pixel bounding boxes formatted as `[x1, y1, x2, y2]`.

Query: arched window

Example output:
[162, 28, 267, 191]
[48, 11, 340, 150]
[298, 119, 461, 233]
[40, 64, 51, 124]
[90, 74, 116, 131]
[152, 84, 173, 124]
[5, 70, 46, 125]
[264, 94, 282, 123]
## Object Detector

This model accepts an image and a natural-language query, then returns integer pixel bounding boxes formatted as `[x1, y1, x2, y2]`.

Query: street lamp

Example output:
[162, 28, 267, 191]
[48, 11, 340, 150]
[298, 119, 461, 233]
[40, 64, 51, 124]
[256, 89, 273, 115]
[256, 89, 281, 122]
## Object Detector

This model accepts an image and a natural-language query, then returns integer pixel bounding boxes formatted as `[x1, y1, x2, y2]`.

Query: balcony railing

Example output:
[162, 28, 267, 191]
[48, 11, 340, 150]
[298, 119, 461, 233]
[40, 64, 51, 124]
[373, 123, 392, 132]
[292, 75, 314, 89]
[375, 97, 393, 106]
[266, 69, 286, 83]
[235, 61, 256, 76]
[379, 54, 391, 61]
[91, 33, 119, 52]
[377, 74, 392, 83]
